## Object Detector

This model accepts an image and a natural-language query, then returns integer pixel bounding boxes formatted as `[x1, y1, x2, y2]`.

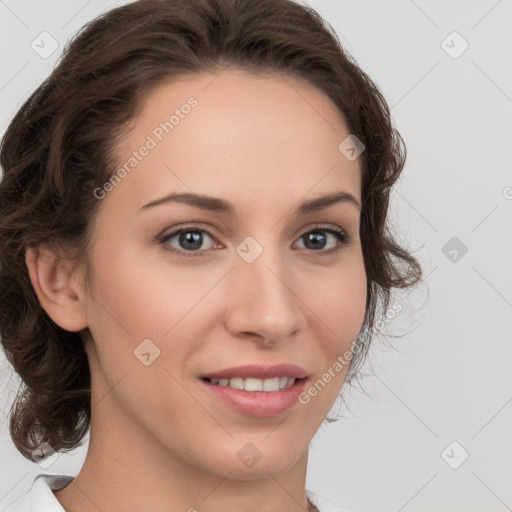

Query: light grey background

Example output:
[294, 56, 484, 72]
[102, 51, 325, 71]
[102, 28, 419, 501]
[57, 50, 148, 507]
[1, 1, 511, 511]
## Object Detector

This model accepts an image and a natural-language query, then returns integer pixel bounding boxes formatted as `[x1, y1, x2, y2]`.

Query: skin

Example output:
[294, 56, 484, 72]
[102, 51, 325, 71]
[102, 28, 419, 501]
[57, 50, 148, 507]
[26, 68, 367, 512]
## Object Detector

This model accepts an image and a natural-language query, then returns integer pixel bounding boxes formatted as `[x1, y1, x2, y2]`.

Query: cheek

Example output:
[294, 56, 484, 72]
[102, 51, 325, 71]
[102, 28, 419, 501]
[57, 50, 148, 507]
[294, 258, 366, 421]
[310, 251, 367, 341]
[83, 242, 225, 388]
[306, 257, 366, 400]
[86, 241, 207, 337]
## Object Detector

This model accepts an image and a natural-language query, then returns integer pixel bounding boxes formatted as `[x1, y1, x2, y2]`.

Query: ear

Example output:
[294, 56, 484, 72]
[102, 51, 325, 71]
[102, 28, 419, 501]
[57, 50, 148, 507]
[25, 245, 88, 332]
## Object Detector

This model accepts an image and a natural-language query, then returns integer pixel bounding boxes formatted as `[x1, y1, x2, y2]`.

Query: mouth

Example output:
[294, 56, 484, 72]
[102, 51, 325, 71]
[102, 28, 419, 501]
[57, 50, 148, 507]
[199, 364, 309, 417]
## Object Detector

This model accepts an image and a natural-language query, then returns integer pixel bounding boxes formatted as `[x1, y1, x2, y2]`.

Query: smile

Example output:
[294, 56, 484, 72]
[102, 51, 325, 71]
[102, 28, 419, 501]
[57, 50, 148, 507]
[199, 364, 309, 417]
[203, 376, 297, 391]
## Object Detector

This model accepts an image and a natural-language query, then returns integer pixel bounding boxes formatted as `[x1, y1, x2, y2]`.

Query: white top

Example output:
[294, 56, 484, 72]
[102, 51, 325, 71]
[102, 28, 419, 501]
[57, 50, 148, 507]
[2, 474, 352, 512]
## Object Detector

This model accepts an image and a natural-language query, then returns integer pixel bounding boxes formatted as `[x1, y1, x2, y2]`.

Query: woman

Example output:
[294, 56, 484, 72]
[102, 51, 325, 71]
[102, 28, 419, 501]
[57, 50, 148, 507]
[0, 0, 422, 511]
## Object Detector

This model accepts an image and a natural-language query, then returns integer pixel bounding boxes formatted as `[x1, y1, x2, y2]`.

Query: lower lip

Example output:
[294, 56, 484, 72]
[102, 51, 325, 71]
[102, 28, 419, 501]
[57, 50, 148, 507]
[201, 378, 307, 417]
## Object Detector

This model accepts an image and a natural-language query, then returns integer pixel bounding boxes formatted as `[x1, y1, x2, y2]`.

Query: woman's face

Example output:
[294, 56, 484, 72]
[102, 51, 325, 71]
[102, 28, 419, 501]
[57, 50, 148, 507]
[78, 69, 367, 479]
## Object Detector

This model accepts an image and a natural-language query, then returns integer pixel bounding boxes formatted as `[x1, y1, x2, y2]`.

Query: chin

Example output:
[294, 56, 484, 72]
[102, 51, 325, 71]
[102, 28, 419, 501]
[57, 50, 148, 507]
[197, 436, 309, 480]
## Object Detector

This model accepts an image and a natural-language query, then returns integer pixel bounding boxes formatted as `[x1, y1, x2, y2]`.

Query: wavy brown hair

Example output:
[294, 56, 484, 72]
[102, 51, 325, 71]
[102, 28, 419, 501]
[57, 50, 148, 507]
[0, 0, 422, 461]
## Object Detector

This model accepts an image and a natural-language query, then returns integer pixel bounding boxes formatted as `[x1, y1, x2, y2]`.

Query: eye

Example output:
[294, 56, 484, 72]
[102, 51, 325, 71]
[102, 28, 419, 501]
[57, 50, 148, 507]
[159, 223, 351, 257]
[159, 225, 218, 257]
[294, 225, 350, 255]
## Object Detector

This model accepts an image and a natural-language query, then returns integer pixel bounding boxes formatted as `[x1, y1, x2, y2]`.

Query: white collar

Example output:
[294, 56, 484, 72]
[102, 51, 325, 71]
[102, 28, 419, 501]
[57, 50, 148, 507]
[3, 473, 351, 512]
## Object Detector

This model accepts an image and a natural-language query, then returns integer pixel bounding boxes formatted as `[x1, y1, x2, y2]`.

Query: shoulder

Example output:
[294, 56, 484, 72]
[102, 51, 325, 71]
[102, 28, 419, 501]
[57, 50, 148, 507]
[2, 474, 73, 512]
[306, 488, 353, 512]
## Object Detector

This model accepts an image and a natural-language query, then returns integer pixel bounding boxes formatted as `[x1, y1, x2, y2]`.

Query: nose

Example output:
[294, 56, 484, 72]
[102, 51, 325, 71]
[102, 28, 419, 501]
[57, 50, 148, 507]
[224, 244, 306, 347]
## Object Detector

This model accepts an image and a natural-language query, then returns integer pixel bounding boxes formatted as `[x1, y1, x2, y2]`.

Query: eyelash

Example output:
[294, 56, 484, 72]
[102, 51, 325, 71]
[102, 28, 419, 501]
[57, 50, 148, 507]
[158, 224, 351, 258]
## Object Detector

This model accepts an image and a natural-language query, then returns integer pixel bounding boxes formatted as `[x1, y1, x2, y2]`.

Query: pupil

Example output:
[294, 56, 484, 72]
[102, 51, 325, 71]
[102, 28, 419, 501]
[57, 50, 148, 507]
[306, 231, 326, 249]
[181, 231, 202, 250]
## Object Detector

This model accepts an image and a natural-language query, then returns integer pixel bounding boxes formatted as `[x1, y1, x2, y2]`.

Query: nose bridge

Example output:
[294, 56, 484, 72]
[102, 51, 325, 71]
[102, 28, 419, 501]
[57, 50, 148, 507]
[226, 234, 302, 340]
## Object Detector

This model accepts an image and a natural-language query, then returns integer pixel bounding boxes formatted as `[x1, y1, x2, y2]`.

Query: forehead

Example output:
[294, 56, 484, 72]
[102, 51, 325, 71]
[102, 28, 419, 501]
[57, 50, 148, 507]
[110, 69, 362, 217]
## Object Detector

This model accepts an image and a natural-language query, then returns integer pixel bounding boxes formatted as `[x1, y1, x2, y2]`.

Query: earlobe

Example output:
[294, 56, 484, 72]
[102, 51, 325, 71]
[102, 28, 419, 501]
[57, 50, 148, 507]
[25, 245, 88, 332]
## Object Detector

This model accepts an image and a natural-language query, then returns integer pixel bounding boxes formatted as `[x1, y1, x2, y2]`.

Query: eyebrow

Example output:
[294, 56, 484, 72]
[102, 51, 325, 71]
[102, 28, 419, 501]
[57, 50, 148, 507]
[138, 190, 361, 215]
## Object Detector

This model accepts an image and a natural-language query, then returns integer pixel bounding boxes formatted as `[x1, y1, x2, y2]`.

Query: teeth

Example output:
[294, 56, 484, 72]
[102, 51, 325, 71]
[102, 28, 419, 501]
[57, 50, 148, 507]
[245, 377, 263, 391]
[263, 377, 280, 391]
[229, 377, 245, 390]
[209, 376, 297, 391]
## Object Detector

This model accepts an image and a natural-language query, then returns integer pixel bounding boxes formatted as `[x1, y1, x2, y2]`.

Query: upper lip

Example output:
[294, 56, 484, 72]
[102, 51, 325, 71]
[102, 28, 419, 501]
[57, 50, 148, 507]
[201, 364, 308, 380]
